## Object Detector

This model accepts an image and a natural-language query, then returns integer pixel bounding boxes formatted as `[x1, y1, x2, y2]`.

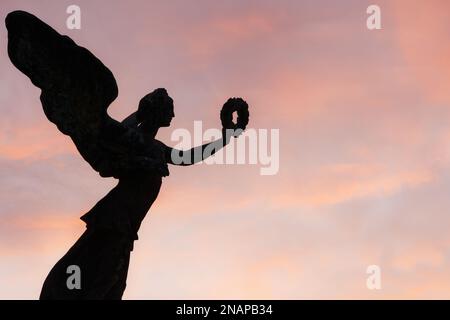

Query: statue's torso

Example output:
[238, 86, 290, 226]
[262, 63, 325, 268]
[81, 137, 167, 241]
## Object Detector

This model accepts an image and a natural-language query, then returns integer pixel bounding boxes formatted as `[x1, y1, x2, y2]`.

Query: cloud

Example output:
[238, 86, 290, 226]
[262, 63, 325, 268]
[0, 123, 75, 160]
[388, 0, 450, 104]
[270, 164, 434, 208]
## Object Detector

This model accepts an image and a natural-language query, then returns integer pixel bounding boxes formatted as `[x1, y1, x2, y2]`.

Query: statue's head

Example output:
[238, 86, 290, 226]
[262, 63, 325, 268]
[137, 88, 174, 128]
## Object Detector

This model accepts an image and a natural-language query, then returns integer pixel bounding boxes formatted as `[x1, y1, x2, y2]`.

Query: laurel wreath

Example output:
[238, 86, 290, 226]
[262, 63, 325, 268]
[220, 98, 249, 135]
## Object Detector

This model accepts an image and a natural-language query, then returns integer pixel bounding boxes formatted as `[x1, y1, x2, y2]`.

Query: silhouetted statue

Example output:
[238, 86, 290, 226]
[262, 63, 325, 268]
[5, 10, 249, 299]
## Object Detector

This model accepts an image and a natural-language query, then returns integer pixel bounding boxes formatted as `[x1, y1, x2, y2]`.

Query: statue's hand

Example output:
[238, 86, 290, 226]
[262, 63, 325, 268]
[222, 127, 243, 144]
[222, 128, 232, 145]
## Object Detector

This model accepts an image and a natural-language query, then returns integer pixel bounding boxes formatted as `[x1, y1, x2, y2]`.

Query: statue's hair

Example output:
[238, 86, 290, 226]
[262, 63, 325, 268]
[137, 88, 171, 123]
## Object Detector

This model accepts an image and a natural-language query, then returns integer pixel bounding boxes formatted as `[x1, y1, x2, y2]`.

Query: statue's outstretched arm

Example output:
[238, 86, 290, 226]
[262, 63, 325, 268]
[164, 129, 234, 166]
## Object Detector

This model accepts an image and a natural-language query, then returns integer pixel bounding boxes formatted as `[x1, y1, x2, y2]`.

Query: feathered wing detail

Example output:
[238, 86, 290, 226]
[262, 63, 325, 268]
[6, 10, 162, 178]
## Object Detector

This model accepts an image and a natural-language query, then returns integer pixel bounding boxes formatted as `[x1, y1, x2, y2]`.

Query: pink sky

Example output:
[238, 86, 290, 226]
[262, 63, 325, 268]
[2, 0, 450, 299]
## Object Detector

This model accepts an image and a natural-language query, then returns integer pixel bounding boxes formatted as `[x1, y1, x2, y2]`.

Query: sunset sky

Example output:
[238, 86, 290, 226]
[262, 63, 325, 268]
[2, 0, 450, 299]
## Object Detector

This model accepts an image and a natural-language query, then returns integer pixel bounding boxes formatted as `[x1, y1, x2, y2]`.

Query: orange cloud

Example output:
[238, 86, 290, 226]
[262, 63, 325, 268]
[0, 122, 76, 160]
[270, 164, 434, 208]
[0, 212, 83, 257]
[391, 244, 446, 271]
[389, 0, 450, 104]
[182, 9, 279, 61]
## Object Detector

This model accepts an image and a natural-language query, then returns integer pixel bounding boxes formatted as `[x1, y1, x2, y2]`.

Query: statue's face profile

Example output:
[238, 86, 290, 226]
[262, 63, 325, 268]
[160, 98, 175, 127]
[138, 88, 175, 128]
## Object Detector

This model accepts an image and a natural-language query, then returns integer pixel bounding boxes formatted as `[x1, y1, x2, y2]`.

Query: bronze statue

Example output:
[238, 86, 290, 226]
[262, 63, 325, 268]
[6, 10, 249, 299]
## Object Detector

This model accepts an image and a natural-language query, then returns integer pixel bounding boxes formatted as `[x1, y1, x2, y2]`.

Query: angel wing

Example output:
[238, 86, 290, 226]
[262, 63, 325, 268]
[6, 10, 161, 178]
